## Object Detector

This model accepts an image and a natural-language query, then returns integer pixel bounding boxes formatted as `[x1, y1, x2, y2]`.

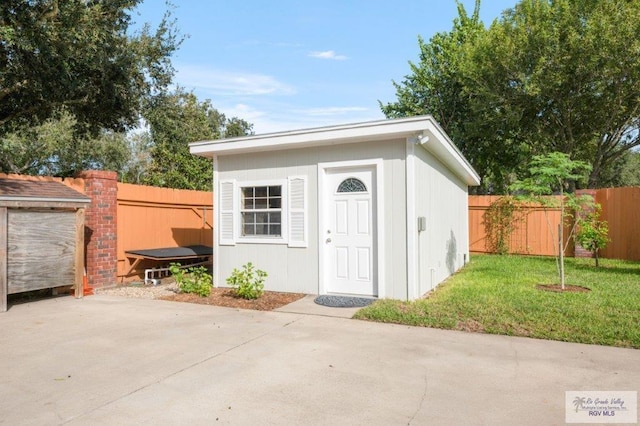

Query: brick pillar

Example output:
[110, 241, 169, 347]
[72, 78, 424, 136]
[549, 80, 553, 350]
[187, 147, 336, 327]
[574, 189, 596, 259]
[79, 170, 118, 289]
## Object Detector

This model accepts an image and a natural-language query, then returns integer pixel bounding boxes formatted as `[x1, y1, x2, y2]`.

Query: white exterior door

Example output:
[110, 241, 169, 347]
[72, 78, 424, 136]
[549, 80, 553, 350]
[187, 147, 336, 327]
[323, 167, 377, 296]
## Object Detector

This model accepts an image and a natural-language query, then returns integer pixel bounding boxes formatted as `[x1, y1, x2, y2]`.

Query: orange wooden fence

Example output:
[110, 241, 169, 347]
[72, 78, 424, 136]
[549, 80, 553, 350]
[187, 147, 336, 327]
[470, 187, 640, 260]
[469, 196, 567, 256]
[117, 183, 213, 280]
[596, 187, 640, 261]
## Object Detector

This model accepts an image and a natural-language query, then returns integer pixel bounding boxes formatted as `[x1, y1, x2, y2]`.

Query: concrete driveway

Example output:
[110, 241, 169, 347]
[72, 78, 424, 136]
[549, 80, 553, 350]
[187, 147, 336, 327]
[1, 295, 638, 425]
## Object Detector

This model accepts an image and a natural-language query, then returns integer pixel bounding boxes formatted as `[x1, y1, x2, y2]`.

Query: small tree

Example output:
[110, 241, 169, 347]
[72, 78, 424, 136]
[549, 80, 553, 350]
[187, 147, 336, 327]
[575, 206, 609, 267]
[510, 152, 592, 289]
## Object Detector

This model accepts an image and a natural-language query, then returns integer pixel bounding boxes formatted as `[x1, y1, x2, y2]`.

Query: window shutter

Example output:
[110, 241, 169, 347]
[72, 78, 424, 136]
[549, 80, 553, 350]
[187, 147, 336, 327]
[288, 176, 307, 247]
[219, 180, 235, 245]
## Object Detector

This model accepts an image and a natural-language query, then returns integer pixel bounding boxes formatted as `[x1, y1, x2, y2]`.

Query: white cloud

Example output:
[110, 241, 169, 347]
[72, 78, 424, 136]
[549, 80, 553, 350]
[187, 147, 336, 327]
[308, 50, 348, 60]
[176, 65, 296, 96]
[218, 103, 382, 135]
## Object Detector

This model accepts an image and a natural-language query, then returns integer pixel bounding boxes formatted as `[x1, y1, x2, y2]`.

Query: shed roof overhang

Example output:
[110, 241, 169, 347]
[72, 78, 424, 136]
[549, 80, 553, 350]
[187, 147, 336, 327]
[190, 115, 481, 186]
[0, 178, 91, 208]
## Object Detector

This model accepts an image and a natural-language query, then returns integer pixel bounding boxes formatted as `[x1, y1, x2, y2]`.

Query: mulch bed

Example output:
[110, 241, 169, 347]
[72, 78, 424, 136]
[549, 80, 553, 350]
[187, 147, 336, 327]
[536, 284, 591, 293]
[159, 288, 306, 311]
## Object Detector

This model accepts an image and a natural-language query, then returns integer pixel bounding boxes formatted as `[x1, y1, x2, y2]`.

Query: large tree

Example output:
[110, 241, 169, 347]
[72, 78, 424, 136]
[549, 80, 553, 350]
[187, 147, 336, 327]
[381, 1, 483, 147]
[466, 0, 640, 188]
[383, 0, 640, 191]
[142, 89, 253, 190]
[381, 1, 526, 193]
[0, 108, 129, 176]
[0, 0, 178, 133]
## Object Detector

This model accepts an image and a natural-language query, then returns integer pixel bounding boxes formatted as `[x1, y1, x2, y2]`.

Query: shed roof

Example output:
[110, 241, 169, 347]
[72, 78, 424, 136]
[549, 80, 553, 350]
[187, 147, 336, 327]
[190, 115, 481, 186]
[0, 178, 91, 208]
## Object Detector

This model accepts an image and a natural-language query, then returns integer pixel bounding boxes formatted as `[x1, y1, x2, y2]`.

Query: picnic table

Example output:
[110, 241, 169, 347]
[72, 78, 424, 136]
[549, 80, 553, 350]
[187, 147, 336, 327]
[124, 245, 213, 283]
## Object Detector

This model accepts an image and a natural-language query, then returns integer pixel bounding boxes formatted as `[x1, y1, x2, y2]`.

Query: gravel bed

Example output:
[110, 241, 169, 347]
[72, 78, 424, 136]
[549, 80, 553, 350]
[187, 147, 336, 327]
[95, 280, 179, 299]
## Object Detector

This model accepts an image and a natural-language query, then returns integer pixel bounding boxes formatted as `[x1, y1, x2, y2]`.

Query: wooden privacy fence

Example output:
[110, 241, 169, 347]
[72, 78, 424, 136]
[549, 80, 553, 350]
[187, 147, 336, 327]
[117, 183, 213, 281]
[469, 195, 568, 257]
[596, 187, 640, 261]
[469, 187, 640, 261]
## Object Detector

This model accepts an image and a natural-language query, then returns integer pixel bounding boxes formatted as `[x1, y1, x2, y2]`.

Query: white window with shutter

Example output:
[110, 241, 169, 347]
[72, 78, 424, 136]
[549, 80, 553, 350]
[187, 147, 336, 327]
[288, 176, 307, 247]
[218, 176, 307, 246]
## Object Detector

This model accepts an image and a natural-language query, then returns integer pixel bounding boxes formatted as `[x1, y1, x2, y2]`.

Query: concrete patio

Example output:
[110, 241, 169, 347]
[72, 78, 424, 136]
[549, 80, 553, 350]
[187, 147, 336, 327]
[1, 294, 638, 425]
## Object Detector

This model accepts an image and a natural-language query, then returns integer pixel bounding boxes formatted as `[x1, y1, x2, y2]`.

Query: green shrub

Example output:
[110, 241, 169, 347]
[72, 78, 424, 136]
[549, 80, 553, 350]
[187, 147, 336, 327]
[169, 263, 212, 297]
[226, 262, 267, 300]
[484, 196, 522, 255]
[575, 206, 610, 267]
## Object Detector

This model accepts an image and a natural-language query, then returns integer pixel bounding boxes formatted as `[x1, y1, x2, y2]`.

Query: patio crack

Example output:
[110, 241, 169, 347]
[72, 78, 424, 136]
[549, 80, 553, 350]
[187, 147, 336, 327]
[407, 373, 428, 425]
[62, 316, 304, 424]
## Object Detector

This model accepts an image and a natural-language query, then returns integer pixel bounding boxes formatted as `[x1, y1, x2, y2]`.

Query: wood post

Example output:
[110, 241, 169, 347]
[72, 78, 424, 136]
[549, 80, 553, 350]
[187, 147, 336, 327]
[75, 209, 85, 298]
[0, 207, 6, 312]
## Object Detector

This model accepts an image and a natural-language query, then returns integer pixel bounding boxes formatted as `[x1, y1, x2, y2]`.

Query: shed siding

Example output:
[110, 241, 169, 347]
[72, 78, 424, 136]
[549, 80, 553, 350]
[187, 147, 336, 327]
[413, 144, 470, 297]
[7, 209, 76, 294]
[216, 139, 406, 296]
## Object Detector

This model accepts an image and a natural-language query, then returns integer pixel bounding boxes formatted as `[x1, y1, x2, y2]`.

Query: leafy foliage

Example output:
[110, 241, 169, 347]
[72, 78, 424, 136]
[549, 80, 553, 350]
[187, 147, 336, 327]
[575, 206, 610, 267]
[169, 263, 212, 297]
[381, 1, 506, 193]
[469, 0, 640, 188]
[383, 0, 640, 191]
[484, 197, 522, 255]
[510, 153, 591, 199]
[226, 262, 267, 300]
[142, 89, 253, 190]
[0, 0, 179, 132]
[0, 108, 129, 176]
[0, 0, 181, 177]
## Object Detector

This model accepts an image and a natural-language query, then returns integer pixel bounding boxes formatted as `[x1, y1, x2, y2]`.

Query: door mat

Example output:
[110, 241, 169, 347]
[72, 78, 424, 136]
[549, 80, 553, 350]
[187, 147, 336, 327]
[314, 295, 375, 308]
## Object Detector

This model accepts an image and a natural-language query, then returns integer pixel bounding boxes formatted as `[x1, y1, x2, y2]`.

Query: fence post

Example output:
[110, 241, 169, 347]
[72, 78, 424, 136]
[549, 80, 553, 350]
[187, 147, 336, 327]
[78, 170, 118, 289]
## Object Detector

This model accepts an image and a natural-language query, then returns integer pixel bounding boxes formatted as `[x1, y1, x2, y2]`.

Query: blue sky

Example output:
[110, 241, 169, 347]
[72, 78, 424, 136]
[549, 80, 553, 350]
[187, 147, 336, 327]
[132, 0, 517, 134]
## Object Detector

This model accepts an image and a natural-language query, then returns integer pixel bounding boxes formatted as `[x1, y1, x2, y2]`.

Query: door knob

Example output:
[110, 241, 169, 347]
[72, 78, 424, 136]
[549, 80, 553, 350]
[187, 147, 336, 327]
[326, 238, 332, 243]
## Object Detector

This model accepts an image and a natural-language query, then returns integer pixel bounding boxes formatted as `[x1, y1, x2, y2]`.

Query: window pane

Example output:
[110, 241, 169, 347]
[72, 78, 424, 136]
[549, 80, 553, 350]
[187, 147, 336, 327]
[242, 187, 254, 209]
[243, 224, 255, 236]
[270, 212, 281, 224]
[270, 224, 281, 236]
[255, 186, 268, 197]
[269, 197, 281, 208]
[254, 212, 269, 223]
[242, 212, 256, 225]
[254, 197, 268, 209]
[269, 186, 282, 196]
[255, 224, 269, 235]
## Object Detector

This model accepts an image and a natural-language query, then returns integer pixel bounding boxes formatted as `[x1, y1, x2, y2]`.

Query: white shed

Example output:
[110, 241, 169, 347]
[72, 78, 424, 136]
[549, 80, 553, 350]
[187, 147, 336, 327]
[190, 116, 480, 300]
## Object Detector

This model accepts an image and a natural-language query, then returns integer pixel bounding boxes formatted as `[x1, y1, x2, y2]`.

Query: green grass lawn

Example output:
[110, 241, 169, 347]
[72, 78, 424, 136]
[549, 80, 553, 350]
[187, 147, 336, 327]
[354, 255, 640, 348]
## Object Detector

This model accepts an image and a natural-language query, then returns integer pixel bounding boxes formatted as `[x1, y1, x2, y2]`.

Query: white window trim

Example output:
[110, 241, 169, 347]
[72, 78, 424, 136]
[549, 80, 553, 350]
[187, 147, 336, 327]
[236, 179, 288, 244]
